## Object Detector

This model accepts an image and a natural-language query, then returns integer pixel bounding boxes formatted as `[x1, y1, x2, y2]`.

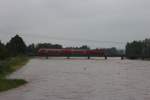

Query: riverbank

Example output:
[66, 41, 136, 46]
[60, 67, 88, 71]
[0, 56, 29, 92]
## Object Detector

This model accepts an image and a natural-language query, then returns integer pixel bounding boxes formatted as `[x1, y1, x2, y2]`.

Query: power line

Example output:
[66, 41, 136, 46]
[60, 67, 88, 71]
[21, 33, 126, 44]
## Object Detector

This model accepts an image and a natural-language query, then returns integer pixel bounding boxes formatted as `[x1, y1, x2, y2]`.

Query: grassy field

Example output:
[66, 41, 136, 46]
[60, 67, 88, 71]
[0, 56, 29, 92]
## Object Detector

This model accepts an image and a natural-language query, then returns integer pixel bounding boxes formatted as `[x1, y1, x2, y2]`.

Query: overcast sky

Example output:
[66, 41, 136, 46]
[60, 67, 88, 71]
[0, 0, 150, 49]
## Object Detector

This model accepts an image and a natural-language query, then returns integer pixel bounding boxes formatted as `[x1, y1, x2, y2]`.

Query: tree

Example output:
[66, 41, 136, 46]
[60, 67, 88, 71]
[79, 45, 90, 50]
[36, 43, 62, 50]
[26, 44, 36, 56]
[126, 41, 144, 59]
[6, 35, 27, 56]
[65, 45, 90, 50]
[105, 47, 119, 56]
[142, 39, 150, 58]
[0, 41, 9, 60]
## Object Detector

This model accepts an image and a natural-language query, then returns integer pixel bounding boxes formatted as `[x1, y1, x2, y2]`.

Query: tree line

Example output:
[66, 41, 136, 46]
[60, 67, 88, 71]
[126, 39, 150, 59]
[0, 35, 63, 60]
[0, 34, 128, 60]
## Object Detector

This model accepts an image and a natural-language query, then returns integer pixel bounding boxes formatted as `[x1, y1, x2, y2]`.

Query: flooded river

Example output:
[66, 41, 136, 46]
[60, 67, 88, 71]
[0, 57, 150, 100]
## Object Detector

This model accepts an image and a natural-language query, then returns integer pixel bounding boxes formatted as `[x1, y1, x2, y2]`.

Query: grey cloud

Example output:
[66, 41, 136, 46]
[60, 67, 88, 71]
[0, 0, 150, 49]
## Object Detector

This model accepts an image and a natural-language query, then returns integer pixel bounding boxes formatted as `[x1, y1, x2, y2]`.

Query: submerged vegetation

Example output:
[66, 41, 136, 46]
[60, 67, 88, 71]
[0, 56, 29, 78]
[0, 79, 27, 92]
[0, 56, 29, 92]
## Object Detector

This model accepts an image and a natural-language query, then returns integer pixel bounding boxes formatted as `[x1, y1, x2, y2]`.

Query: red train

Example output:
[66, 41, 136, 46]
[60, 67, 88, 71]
[38, 48, 106, 58]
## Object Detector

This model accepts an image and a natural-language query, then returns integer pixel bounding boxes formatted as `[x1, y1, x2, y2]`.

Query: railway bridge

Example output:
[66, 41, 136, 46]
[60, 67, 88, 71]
[38, 48, 125, 60]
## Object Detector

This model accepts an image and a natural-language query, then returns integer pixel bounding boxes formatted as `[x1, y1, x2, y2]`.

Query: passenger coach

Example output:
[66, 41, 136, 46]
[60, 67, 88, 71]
[38, 48, 106, 59]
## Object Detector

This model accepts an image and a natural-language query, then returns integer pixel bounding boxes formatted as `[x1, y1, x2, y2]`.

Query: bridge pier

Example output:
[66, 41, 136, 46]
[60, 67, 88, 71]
[67, 56, 70, 59]
[105, 56, 107, 60]
[121, 56, 124, 60]
[46, 55, 49, 59]
[87, 56, 90, 59]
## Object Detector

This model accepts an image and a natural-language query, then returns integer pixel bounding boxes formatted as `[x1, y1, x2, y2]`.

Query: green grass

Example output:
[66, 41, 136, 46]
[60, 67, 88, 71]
[0, 56, 29, 92]
[0, 56, 29, 77]
[0, 79, 27, 92]
[7, 56, 29, 72]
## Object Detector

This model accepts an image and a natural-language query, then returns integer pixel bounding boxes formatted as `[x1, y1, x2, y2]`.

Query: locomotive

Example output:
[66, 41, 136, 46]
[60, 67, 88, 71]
[38, 48, 106, 59]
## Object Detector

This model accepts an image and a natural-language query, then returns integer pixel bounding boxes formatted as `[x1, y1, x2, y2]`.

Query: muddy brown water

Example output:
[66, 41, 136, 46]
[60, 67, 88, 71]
[0, 57, 150, 100]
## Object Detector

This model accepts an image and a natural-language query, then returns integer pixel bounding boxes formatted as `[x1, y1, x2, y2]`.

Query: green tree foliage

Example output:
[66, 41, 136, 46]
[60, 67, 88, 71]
[79, 45, 90, 50]
[142, 39, 150, 58]
[0, 41, 9, 60]
[126, 40, 145, 59]
[105, 47, 118, 56]
[6, 35, 26, 56]
[104, 47, 124, 57]
[65, 45, 90, 50]
[26, 44, 36, 56]
[35, 43, 63, 50]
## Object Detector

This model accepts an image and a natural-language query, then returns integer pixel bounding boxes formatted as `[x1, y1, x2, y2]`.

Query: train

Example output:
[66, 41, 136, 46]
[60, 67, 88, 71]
[38, 48, 107, 59]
